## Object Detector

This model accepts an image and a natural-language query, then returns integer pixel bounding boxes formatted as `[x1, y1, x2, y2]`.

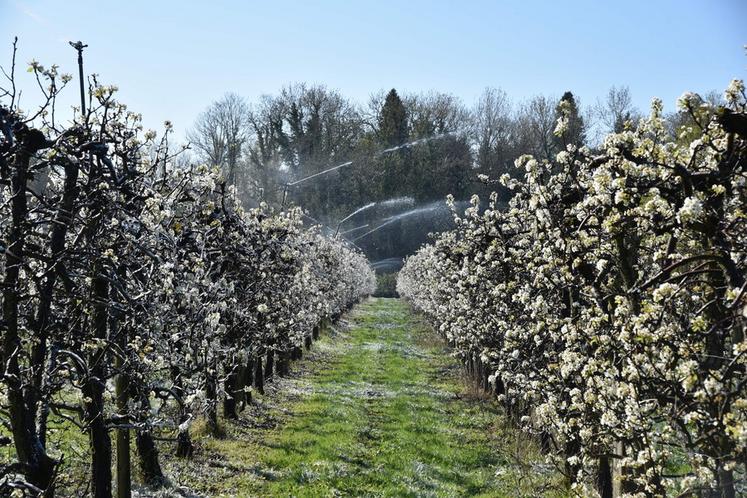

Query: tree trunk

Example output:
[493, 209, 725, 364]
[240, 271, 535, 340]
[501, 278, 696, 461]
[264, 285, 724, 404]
[264, 351, 275, 380]
[616, 442, 662, 496]
[171, 366, 194, 458]
[114, 325, 131, 498]
[291, 346, 302, 361]
[538, 431, 553, 453]
[175, 425, 194, 459]
[563, 438, 581, 486]
[223, 366, 239, 419]
[84, 270, 113, 498]
[494, 377, 505, 396]
[135, 428, 164, 487]
[205, 369, 219, 435]
[32, 159, 80, 449]
[718, 467, 736, 498]
[475, 356, 482, 388]
[131, 386, 164, 486]
[241, 356, 254, 408]
[277, 351, 290, 377]
[174, 403, 194, 459]
[253, 354, 265, 395]
[701, 467, 737, 498]
[596, 456, 613, 498]
[83, 379, 112, 498]
[232, 364, 248, 411]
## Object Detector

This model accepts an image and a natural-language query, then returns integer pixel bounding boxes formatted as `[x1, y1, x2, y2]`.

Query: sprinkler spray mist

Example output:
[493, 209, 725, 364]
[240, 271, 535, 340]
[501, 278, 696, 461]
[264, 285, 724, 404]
[282, 133, 454, 207]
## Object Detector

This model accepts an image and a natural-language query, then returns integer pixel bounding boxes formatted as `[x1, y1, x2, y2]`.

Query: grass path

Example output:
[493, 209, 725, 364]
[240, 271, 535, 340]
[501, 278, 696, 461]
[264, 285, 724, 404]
[165, 298, 565, 497]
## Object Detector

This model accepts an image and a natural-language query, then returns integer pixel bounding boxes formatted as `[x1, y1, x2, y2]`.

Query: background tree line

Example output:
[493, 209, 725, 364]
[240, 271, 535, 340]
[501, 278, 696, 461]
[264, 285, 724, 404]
[187, 84, 718, 264]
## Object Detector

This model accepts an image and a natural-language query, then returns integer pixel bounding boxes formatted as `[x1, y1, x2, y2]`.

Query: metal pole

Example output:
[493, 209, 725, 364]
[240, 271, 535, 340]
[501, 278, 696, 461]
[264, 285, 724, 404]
[69, 41, 88, 115]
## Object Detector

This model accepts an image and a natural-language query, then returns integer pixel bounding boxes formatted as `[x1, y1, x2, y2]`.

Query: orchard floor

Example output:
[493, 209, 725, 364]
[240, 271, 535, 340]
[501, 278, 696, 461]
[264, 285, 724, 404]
[158, 298, 567, 497]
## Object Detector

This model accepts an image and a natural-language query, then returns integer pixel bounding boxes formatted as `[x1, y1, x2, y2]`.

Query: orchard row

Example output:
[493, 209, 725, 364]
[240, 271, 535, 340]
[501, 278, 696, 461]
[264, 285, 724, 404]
[0, 65, 375, 495]
[398, 81, 747, 497]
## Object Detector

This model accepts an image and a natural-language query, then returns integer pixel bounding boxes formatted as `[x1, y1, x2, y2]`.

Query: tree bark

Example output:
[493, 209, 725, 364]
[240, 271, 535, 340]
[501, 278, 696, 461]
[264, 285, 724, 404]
[291, 346, 302, 361]
[129, 385, 164, 486]
[114, 323, 130, 498]
[175, 425, 194, 458]
[718, 467, 736, 498]
[223, 366, 239, 419]
[277, 351, 290, 377]
[241, 356, 254, 408]
[264, 351, 275, 380]
[135, 427, 164, 486]
[253, 354, 265, 395]
[596, 456, 613, 498]
[82, 381, 112, 498]
[205, 368, 219, 435]
[84, 269, 113, 498]
[171, 366, 194, 458]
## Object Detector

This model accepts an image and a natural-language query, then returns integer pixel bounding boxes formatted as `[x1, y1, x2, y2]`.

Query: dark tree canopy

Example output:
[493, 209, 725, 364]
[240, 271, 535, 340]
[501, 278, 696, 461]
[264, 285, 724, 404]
[378, 89, 408, 147]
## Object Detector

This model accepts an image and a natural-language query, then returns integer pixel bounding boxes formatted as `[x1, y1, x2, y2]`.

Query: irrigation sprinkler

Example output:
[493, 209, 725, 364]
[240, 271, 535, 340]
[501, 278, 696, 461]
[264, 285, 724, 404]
[280, 133, 454, 254]
[69, 41, 87, 114]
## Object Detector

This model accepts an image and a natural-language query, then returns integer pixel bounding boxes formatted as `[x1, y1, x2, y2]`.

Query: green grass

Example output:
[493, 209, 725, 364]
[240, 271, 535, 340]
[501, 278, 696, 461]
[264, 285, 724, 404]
[209, 298, 566, 497]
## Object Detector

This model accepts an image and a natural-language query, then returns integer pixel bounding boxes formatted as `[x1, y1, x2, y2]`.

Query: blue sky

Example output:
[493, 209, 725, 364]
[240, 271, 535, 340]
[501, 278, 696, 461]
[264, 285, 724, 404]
[1, 0, 745, 142]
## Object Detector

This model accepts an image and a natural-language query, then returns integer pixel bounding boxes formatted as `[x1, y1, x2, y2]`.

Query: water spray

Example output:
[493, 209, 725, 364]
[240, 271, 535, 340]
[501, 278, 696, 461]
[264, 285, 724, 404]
[375, 132, 455, 155]
[338, 202, 376, 226]
[334, 197, 415, 235]
[383, 202, 446, 223]
[282, 133, 454, 207]
[340, 223, 370, 235]
[378, 197, 415, 209]
[351, 217, 402, 242]
[370, 257, 404, 269]
[351, 199, 464, 242]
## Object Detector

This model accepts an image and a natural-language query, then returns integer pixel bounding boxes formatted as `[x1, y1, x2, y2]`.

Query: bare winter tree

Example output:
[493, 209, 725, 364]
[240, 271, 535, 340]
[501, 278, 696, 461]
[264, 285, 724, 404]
[406, 91, 469, 138]
[273, 83, 363, 213]
[471, 87, 513, 175]
[363, 90, 387, 134]
[187, 92, 248, 185]
[244, 95, 285, 204]
[594, 85, 640, 135]
[514, 95, 557, 162]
